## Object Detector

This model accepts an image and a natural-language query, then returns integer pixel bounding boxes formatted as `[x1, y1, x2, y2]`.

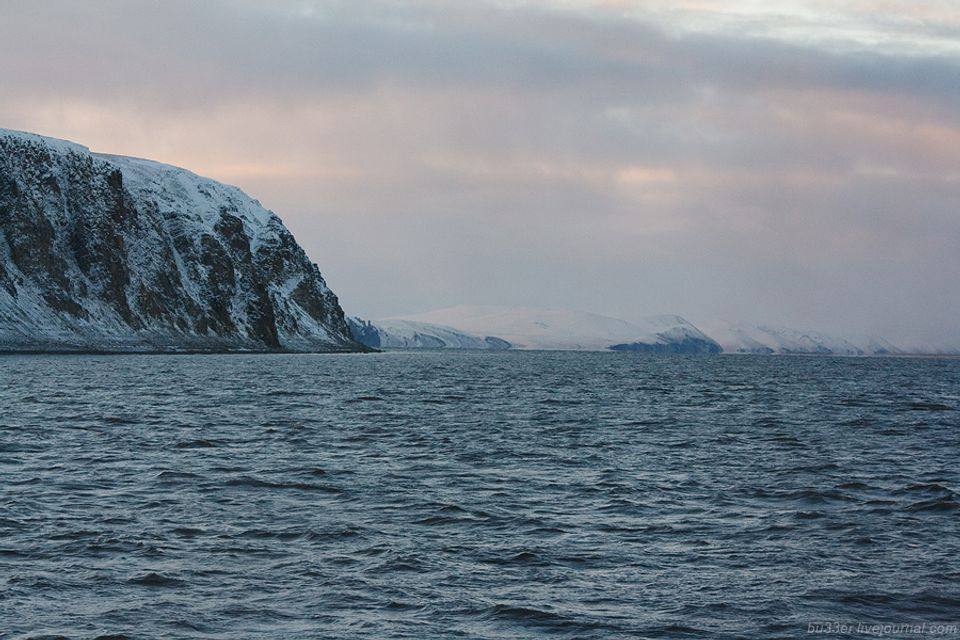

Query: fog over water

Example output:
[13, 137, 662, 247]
[1, 1, 957, 346]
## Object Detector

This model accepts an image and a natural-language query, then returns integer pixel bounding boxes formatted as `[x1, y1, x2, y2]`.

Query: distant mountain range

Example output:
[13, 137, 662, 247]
[346, 317, 511, 350]
[698, 321, 904, 356]
[350, 306, 959, 356]
[350, 305, 721, 353]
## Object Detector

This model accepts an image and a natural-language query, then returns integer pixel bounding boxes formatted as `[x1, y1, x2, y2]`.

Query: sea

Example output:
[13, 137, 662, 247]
[1, 351, 959, 639]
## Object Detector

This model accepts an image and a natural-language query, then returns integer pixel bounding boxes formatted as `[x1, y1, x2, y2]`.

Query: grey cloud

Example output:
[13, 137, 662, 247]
[0, 0, 957, 346]
[3, 0, 959, 108]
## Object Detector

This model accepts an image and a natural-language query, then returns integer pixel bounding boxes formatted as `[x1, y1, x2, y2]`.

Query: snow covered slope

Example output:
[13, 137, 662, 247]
[699, 321, 903, 355]
[394, 305, 720, 352]
[894, 340, 960, 356]
[347, 317, 511, 349]
[0, 128, 362, 352]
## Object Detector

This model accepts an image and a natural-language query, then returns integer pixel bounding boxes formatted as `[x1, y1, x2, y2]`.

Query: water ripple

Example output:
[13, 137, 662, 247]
[1, 351, 959, 638]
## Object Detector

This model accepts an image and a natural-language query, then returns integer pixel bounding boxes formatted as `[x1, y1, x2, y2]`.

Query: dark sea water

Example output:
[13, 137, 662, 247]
[1, 351, 959, 639]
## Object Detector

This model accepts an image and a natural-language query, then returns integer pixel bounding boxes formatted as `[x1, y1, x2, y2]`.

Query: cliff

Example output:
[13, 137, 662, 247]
[0, 129, 363, 353]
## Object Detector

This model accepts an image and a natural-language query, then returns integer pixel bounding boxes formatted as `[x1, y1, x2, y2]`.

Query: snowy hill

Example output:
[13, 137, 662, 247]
[393, 305, 721, 353]
[347, 317, 510, 350]
[0, 128, 362, 352]
[893, 340, 960, 356]
[699, 321, 904, 356]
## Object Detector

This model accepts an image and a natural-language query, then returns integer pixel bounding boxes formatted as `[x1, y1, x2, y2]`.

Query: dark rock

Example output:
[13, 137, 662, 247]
[484, 336, 512, 349]
[609, 336, 722, 354]
[347, 317, 382, 349]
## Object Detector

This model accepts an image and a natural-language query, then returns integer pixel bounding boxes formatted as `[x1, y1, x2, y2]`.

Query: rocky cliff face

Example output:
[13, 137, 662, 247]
[0, 129, 363, 352]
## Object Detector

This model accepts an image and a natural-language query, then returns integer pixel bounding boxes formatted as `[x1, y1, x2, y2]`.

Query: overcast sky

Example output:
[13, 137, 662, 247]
[1, 1, 958, 345]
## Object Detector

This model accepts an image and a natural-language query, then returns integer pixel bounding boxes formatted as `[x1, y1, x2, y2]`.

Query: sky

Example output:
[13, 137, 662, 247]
[1, 0, 958, 346]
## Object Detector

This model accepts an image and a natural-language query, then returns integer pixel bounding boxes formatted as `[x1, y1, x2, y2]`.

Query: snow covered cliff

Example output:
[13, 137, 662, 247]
[0, 128, 362, 352]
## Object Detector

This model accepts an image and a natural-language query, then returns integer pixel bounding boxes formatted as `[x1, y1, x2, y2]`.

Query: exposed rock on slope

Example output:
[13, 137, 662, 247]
[0, 128, 362, 352]
[347, 317, 511, 349]
[608, 322, 722, 354]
